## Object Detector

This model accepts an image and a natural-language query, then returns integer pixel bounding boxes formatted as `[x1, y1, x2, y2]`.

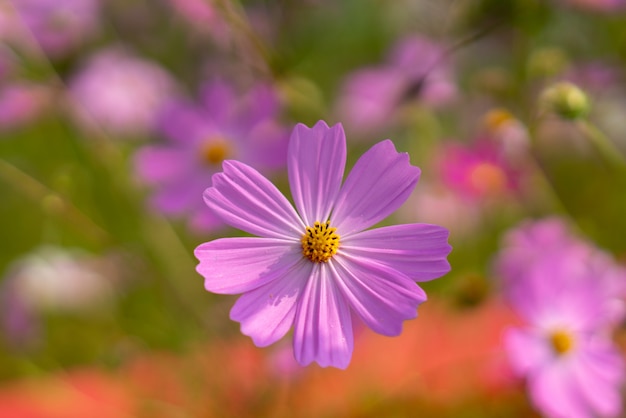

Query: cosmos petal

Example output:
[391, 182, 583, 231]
[288, 121, 346, 226]
[342, 223, 451, 281]
[230, 259, 312, 347]
[529, 361, 591, 418]
[332, 140, 420, 236]
[293, 263, 353, 369]
[205, 160, 305, 239]
[330, 255, 426, 336]
[195, 237, 302, 294]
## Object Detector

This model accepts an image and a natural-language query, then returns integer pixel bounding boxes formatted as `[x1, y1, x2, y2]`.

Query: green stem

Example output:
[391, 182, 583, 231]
[0, 158, 111, 246]
[576, 119, 626, 172]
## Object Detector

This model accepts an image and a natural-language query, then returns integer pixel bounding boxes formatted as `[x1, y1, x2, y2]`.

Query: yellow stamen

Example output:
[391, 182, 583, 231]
[483, 108, 515, 132]
[550, 330, 574, 355]
[301, 221, 340, 263]
[200, 137, 232, 165]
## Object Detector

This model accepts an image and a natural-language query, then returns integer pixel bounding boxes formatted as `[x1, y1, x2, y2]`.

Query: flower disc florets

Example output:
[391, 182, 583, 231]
[549, 329, 574, 355]
[301, 221, 340, 263]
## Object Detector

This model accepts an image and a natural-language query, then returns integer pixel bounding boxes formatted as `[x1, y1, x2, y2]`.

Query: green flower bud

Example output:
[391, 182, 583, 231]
[540, 82, 590, 120]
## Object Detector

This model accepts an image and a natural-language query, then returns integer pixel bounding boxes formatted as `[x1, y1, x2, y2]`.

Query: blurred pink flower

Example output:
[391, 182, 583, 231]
[68, 47, 180, 138]
[12, 0, 100, 58]
[4, 246, 117, 313]
[195, 121, 451, 368]
[0, 82, 52, 131]
[436, 139, 520, 202]
[494, 218, 626, 417]
[134, 79, 289, 231]
[0, 246, 124, 346]
[336, 35, 456, 135]
[494, 218, 626, 320]
[504, 272, 624, 418]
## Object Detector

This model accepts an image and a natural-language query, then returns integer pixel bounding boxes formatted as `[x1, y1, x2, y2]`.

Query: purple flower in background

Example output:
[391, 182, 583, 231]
[494, 218, 626, 417]
[134, 80, 288, 231]
[194, 121, 452, 369]
[336, 36, 456, 136]
[68, 47, 179, 138]
[13, 0, 100, 58]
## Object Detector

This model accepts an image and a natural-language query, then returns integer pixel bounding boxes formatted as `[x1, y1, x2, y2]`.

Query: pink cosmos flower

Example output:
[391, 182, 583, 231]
[194, 120, 452, 369]
[336, 36, 456, 136]
[494, 218, 626, 417]
[134, 79, 288, 231]
[68, 47, 179, 138]
[494, 218, 626, 319]
[504, 262, 625, 418]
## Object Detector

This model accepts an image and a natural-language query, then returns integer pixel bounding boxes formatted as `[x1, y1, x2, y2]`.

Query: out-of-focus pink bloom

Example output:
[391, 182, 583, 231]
[0, 82, 52, 131]
[0, 246, 123, 346]
[503, 263, 624, 418]
[134, 79, 289, 231]
[68, 47, 180, 138]
[12, 0, 100, 58]
[336, 35, 456, 135]
[4, 246, 117, 313]
[494, 218, 626, 418]
[436, 139, 520, 202]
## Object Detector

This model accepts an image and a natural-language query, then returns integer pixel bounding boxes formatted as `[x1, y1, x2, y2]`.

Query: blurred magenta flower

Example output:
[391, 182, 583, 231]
[68, 47, 179, 138]
[134, 79, 288, 231]
[495, 218, 626, 418]
[336, 36, 456, 136]
[436, 139, 520, 202]
[12, 0, 100, 58]
[195, 120, 452, 368]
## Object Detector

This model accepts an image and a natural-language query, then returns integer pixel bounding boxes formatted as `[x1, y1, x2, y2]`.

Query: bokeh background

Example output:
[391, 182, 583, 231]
[1, 0, 626, 416]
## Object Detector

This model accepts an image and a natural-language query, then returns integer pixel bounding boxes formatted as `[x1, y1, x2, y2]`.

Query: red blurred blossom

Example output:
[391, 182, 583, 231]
[0, 298, 525, 417]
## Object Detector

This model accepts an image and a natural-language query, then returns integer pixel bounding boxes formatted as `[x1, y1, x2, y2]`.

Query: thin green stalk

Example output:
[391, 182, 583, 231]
[576, 119, 626, 172]
[0, 158, 111, 246]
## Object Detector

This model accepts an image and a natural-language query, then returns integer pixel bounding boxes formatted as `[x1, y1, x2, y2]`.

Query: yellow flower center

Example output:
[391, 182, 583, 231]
[301, 221, 340, 263]
[469, 162, 507, 195]
[483, 108, 515, 132]
[549, 330, 574, 355]
[200, 137, 232, 166]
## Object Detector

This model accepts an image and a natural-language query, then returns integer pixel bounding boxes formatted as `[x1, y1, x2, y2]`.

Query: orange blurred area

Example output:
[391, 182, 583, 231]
[0, 298, 534, 417]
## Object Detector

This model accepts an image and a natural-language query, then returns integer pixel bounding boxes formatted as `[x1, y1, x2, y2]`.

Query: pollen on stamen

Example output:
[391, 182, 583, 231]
[200, 137, 232, 166]
[549, 329, 574, 355]
[301, 220, 340, 263]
